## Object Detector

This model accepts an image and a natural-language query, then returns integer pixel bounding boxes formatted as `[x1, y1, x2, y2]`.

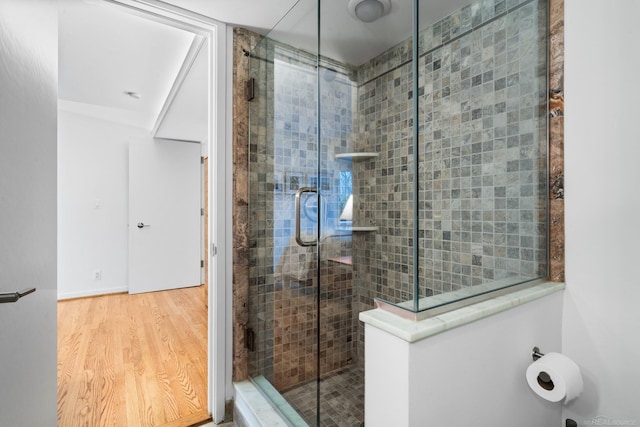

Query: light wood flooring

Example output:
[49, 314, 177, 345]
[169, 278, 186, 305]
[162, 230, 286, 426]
[57, 286, 210, 427]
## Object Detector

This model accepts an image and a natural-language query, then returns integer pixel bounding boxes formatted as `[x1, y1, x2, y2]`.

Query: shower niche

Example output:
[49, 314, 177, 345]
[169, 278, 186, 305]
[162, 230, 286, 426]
[245, 0, 549, 424]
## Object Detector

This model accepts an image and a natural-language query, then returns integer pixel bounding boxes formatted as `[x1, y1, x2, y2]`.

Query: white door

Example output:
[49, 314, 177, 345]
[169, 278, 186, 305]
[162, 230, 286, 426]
[0, 1, 58, 425]
[128, 139, 202, 294]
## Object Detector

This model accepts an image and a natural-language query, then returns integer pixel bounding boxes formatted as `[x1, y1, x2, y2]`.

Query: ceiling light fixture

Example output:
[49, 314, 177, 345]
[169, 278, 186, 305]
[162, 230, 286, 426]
[124, 91, 141, 99]
[347, 0, 391, 23]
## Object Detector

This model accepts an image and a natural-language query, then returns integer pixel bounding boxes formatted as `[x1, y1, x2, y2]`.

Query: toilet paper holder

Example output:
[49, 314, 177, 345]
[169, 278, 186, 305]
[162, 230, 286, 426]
[532, 346, 545, 361]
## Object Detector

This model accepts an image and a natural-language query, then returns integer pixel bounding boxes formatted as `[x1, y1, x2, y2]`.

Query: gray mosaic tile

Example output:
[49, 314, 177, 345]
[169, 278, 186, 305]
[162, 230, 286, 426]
[246, 0, 548, 423]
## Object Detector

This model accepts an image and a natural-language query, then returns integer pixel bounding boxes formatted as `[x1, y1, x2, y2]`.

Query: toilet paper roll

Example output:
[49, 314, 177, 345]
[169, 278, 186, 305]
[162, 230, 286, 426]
[526, 352, 583, 404]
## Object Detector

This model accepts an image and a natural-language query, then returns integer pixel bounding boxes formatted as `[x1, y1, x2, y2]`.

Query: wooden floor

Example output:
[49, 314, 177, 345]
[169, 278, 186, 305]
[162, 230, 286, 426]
[57, 286, 210, 427]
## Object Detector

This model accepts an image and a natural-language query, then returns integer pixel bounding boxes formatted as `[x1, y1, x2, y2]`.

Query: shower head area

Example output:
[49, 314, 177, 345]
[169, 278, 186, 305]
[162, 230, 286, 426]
[242, 0, 549, 424]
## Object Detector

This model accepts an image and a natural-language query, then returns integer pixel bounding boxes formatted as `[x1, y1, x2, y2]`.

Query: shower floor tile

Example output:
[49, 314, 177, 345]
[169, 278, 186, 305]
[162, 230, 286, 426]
[282, 364, 365, 427]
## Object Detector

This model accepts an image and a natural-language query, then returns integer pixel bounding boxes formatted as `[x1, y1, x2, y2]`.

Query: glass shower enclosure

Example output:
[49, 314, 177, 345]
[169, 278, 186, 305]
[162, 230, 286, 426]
[246, 0, 548, 424]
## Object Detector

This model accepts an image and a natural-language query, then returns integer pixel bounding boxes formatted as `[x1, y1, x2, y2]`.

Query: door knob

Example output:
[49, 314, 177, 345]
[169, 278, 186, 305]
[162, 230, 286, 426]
[137, 222, 150, 229]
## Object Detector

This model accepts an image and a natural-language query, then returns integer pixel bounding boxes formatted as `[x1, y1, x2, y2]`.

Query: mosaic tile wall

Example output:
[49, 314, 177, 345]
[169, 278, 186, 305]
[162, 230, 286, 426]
[351, 0, 549, 360]
[238, 0, 563, 388]
[416, 0, 549, 293]
[247, 38, 357, 390]
[233, 0, 564, 402]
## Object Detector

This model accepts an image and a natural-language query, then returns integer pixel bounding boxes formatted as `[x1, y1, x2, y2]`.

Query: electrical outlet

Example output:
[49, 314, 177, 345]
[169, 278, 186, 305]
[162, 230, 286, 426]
[93, 269, 102, 280]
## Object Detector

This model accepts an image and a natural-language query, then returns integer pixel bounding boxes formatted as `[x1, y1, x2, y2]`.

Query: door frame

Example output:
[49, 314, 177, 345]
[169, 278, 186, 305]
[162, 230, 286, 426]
[106, 0, 229, 422]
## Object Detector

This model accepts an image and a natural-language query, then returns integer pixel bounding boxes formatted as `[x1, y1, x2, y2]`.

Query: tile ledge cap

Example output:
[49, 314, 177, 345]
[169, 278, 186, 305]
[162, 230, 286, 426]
[358, 281, 565, 343]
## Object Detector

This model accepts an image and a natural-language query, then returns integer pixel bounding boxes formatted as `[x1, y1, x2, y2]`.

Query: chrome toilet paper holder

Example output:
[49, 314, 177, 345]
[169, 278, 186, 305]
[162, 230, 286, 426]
[532, 346, 545, 361]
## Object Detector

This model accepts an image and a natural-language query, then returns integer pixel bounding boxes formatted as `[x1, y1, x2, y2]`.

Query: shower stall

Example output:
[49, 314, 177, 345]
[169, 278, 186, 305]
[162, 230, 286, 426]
[245, 0, 548, 424]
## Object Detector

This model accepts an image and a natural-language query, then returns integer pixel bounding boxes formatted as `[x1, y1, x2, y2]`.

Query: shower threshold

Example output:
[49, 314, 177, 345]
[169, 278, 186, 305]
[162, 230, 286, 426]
[236, 364, 365, 427]
[283, 364, 365, 427]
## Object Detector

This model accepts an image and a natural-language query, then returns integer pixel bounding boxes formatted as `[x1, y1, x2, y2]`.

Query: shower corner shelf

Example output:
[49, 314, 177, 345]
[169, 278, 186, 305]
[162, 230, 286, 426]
[335, 152, 379, 161]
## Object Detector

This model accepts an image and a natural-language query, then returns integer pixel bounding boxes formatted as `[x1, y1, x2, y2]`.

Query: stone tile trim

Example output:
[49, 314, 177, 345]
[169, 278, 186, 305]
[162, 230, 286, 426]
[233, 27, 262, 382]
[548, 0, 564, 281]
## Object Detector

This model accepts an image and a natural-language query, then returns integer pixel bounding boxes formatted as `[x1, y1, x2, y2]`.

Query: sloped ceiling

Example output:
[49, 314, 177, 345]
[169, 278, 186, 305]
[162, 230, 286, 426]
[58, 0, 196, 130]
[153, 42, 208, 142]
[58, 0, 296, 135]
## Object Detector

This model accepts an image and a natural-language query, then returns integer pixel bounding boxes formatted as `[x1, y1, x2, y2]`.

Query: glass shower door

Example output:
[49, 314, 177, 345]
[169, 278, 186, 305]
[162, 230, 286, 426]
[247, 11, 323, 424]
[308, 54, 362, 425]
[247, 1, 363, 423]
[247, 0, 417, 424]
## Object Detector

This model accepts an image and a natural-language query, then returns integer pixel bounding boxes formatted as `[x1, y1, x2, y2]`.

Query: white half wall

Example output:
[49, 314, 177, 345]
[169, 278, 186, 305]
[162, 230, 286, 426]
[58, 110, 152, 299]
[365, 292, 563, 427]
[563, 1, 640, 425]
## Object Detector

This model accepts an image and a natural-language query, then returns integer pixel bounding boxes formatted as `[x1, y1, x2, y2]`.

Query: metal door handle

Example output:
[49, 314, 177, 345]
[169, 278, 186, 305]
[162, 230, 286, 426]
[295, 187, 318, 247]
[0, 288, 36, 304]
[137, 222, 150, 229]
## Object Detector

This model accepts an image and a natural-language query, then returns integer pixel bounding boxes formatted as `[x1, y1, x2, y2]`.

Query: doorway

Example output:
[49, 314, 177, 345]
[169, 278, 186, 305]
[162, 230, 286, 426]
[57, 0, 229, 423]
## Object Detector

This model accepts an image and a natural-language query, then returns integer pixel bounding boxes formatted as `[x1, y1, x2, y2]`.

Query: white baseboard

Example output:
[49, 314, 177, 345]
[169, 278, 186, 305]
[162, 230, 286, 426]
[57, 286, 128, 300]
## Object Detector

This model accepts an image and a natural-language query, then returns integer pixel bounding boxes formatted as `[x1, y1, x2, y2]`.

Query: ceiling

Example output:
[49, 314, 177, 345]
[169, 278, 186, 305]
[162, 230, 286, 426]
[256, 0, 470, 66]
[58, 0, 198, 130]
[58, 0, 470, 135]
[169, 0, 470, 66]
[167, 0, 298, 34]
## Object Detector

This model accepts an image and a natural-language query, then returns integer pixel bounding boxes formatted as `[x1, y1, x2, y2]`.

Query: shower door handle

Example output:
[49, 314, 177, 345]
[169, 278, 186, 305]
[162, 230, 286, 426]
[295, 187, 318, 247]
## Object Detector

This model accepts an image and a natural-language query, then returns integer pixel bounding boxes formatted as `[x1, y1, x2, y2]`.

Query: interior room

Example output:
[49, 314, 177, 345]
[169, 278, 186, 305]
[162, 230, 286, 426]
[56, 1, 212, 425]
[0, 0, 638, 426]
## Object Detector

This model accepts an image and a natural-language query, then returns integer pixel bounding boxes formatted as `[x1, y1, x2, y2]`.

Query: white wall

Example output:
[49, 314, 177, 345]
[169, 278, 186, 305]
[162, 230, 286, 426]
[563, 1, 640, 425]
[58, 110, 153, 299]
[365, 292, 564, 427]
